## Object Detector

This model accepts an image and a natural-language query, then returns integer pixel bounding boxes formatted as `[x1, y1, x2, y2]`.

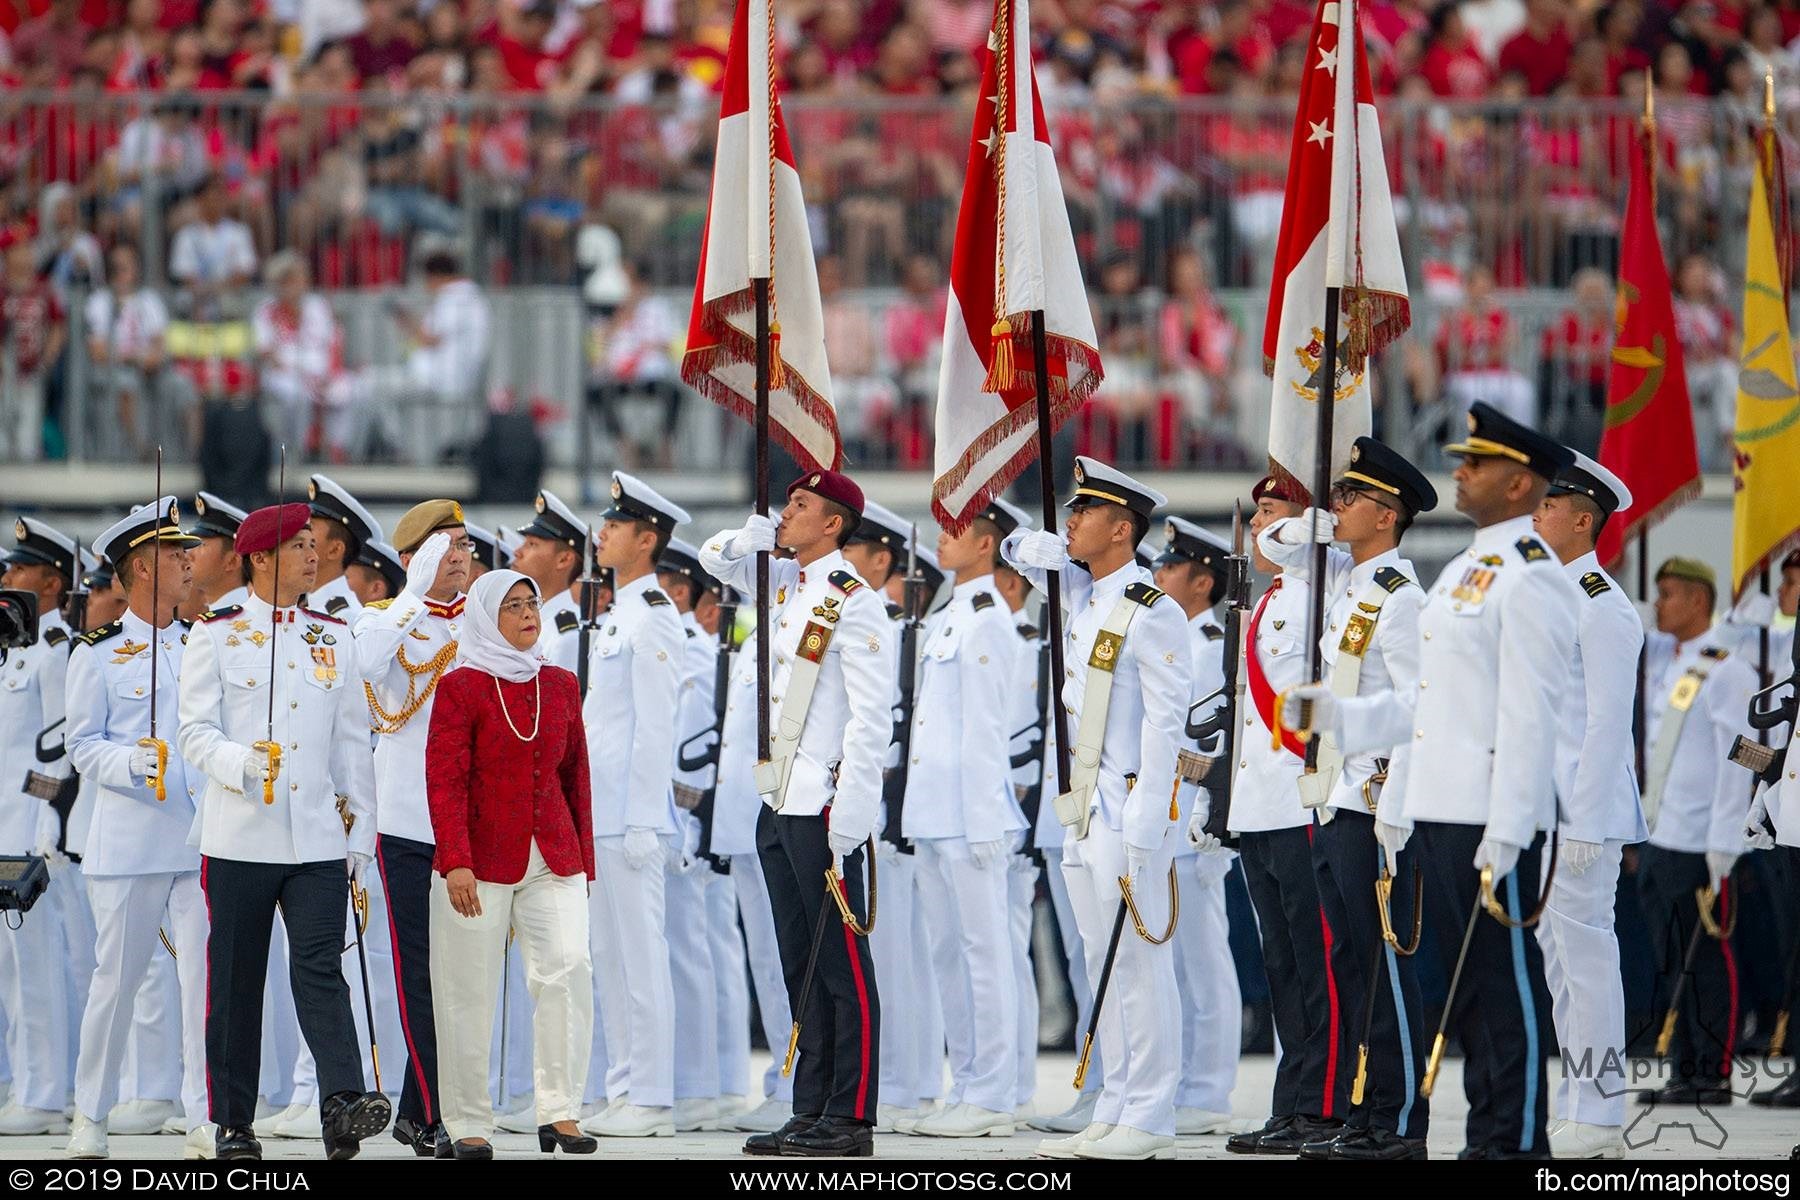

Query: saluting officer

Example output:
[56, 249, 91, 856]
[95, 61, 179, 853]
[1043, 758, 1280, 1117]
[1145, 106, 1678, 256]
[306, 474, 383, 622]
[1529, 451, 1644, 1159]
[1289, 403, 1579, 1159]
[64, 499, 211, 1161]
[1151, 516, 1241, 1138]
[176, 503, 389, 1161]
[188, 493, 249, 614]
[0, 518, 81, 1136]
[1002, 457, 1191, 1161]
[1260, 439, 1436, 1161]
[510, 491, 588, 673]
[583, 472, 689, 1139]
[702, 470, 894, 1158]
[354, 500, 474, 1156]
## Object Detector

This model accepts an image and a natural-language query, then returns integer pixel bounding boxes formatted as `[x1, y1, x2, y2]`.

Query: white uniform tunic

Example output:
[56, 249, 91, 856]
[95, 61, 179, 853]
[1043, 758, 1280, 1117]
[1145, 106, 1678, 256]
[1642, 628, 1759, 857]
[307, 573, 362, 624]
[355, 593, 464, 845]
[1228, 570, 1312, 834]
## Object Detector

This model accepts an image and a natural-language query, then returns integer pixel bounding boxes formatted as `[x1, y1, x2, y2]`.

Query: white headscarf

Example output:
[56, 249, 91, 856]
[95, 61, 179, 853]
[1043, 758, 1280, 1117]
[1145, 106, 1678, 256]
[458, 570, 544, 683]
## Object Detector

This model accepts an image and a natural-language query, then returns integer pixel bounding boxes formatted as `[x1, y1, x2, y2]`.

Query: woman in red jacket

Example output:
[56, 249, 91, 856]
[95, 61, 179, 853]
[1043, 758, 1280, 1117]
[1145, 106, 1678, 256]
[426, 569, 596, 1159]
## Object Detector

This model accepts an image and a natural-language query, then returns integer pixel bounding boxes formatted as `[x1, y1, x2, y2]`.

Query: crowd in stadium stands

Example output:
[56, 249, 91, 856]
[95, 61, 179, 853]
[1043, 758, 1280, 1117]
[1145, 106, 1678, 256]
[0, 0, 1789, 470]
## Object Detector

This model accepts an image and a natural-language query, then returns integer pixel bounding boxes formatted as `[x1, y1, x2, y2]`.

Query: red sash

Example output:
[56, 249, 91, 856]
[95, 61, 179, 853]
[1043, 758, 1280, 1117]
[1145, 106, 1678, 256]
[1245, 578, 1307, 759]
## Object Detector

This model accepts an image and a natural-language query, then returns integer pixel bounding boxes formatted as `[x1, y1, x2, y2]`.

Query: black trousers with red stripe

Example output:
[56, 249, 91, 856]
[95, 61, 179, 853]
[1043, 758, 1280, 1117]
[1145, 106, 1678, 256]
[201, 857, 365, 1128]
[757, 806, 879, 1123]
[377, 834, 439, 1128]
[1238, 823, 1347, 1122]
[1637, 845, 1737, 1086]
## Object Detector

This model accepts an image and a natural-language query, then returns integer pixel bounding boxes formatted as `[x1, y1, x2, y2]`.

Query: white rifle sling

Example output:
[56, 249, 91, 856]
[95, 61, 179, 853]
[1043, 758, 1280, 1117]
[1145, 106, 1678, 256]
[753, 578, 854, 810]
[1052, 593, 1144, 841]
[1641, 652, 1721, 833]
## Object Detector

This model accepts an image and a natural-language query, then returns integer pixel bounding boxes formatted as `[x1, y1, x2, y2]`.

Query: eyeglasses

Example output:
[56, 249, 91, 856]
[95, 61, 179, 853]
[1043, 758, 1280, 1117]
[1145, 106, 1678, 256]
[498, 597, 541, 616]
[1329, 483, 1398, 514]
[447, 538, 476, 554]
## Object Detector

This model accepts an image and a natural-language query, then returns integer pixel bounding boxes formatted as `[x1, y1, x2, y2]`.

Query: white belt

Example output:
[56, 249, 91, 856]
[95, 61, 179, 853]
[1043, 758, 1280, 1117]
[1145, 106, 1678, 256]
[1052, 594, 1142, 841]
[753, 615, 838, 810]
[1298, 587, 1396, 814]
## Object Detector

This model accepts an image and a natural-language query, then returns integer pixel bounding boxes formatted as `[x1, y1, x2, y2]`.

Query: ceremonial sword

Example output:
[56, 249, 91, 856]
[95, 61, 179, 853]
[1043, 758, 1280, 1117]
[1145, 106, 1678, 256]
[253, 447, 287, 803]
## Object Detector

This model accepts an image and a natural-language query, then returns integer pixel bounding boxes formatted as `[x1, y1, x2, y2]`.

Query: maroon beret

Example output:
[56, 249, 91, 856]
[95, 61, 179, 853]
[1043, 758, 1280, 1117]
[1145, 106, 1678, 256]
[787, 469, 865, 517]
[236, 502, 314, 556]
[1251, 473, 1306, 506]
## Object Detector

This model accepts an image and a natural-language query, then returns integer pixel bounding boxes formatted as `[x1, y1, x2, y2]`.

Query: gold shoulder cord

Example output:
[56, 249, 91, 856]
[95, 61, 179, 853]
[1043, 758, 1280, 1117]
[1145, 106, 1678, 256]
[364, 641, 459, 734]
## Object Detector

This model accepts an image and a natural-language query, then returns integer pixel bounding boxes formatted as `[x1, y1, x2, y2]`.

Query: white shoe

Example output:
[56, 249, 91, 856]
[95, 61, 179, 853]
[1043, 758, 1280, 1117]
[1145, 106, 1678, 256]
[107, 1099, 178, 1135]
[0, 1105, 70, 1135]
[582, 1103, 675, 1138]
[913, 1102, 1015, 1138]
[65, 1113, 108, 1159]
[1174, 1107, 1234, 1135]
[1028, 1093, 1097, 1134]
[161, 1114, 192, 1135]
[1551, 1121, 1625, 1160]
[253, 1101, 310, 1138]
[183, 1124, 217, 1160]
[717, 1094, 748, 1121]
[732, 1097, 792, 1133]
[253, 1099, 276, 1122]
[674, 1097, 719, 1131]
[1078, 1124, 1177, 1160]
[894, 1099, 941, 1135]
[495, 1101, 541, 1134]
[1038, 1121, 1112, 1159]
[1014, 1103, 1035, 1124]
[874, 1104, 917, 1133]
[268, 1103, 320, 1139]
[578, 1100, 607, 1121]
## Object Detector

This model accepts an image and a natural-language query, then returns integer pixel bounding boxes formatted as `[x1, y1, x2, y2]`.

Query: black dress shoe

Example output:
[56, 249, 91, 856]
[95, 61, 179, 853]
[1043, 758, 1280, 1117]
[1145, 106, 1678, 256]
[1257, 1116, 1344, 1155]
[782, 1115, 874, 1158]
[538, 1124, 598, 1154]
[215, 1125, 262, 1161]
[320, 1089, 393, 1161]
[434, 1128, 454, 1159]
[1300, 1126, 1370, 1160]
[1226, 1114, 1294, 1155]
[452, 1138, 494, 1160]
[744, 1114, 821, 1156]
[392, 1117, 443, 1157]
[1752, 1074, 1800, 1108]
[1457, 1145, 1491, 1160]
[1635, 1081, 1733, 1107]
[1330, 1127, 1429, 1161]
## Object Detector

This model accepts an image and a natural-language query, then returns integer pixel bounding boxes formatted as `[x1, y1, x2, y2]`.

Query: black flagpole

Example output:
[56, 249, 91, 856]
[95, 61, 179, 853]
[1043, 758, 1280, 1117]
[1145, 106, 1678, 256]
[1635, 529, 1649, 784]
[1304, 287, 1340, 687]
[754, 276, 772, 762]
[1030, 312, 1073, 795]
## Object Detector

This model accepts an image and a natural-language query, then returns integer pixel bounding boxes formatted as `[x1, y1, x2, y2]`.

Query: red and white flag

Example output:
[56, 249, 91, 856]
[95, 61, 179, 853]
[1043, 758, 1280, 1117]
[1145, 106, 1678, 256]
[1260, 0, 1408, 496]
[930, 0, 1101, 533]
[680, 0, 840, 473]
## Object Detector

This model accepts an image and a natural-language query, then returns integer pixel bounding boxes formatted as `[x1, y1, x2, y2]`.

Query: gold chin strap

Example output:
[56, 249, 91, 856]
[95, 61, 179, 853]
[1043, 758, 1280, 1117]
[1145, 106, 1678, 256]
[1119, 864, 1179, 945]
[1695, 884, 1738, 940]
[825, 837, 878, 937]
[138, 737, 169, 802]
[1478, 836, 1559, 930]
[1376, 862, 1424, 955]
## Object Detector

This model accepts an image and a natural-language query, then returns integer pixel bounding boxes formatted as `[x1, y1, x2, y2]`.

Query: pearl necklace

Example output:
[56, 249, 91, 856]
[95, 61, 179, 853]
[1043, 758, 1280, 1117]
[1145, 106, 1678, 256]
[494, 674, 542, 742]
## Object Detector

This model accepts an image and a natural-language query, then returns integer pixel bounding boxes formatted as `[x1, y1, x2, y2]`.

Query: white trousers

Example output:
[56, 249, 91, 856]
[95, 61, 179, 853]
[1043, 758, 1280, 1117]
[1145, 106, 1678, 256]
[706, 870, 750, 1099]
[1008, 852, 1039, 1108]
[730, 853, 792, 1102]
[1171, 851, 1240, 1112]
[915, 838, 1018, 1114]
[430, 843, 592, 1142]
[73, 872, 209, 1124]
[0, 864, 70, 1109]
[666, 859, 719, 1101]
[590, 838, 674, 1107]
[1061, 825, 1179, 1136]
[60, 863, 98, 1087]
[1537, 841, 1628, 1126]
[871, 846, 928, 1109]
[1042, 846, 1099, 1094]
[490, 932, 537, 1110]
[124, 949, 183, 1103]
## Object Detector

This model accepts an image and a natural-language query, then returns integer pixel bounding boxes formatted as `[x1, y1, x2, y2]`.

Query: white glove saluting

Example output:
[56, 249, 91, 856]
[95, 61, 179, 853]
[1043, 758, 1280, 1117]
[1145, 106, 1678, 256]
[1013, 529, 1069, 573]
[730, 514, 778, 558]
[403, 531, 452, 600]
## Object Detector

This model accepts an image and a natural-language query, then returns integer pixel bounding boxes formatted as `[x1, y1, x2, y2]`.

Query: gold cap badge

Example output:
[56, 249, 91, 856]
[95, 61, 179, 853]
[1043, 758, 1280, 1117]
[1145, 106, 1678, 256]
[535, 494, 548, 513]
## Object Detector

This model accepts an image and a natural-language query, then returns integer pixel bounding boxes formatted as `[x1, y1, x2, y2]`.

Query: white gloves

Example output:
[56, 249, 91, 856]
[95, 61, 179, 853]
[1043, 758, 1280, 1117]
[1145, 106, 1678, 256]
[1283, 506, 1338, 545]
[622, 827, 662, 871]
[1731, 590, 1777, 628]
[968, 838, 1004, 868]
[130, 743, 162, 781]
[1278, 683, 1339, 739]
[1124, 844, 1151, 888]
[1013, 529, 1069, 573]
[827, 829, 865, 868]
[1706, 851, 1738, 893]
[31, 802, 60, 857]
[1185, 809, 1221, 854]
[730, 514, 778, 558]
[347, 851, 371, 884]
[1745, 783, 1777, 851]
[1473, 835, 1522, 882]
[1375, 820, 1410, 866]
[1563, 838, 1603, 876]
[241, 746, 274, 790]
[404, 531, 452, 599]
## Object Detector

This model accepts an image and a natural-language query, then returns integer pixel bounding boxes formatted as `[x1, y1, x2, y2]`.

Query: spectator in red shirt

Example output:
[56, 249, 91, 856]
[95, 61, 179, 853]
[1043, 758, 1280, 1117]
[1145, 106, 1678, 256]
[1496, 0, 1573, 95]
[1420, 2, 1495, 98]
[13, 0, 90, 83]
[346, 0, 418, 82]
[497, 0, 560, 91]
[811, 0, 880, 84]
[1176, 0, 1274, 94]
[1158, 247, 1242, 459]
[0, 237, 67, 462]
[1435, 265, 1534, 427]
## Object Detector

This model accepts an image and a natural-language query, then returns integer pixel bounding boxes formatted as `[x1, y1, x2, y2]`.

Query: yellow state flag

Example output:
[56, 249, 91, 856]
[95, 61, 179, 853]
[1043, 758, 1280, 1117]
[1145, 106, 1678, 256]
[1731, 145, 1800, 600]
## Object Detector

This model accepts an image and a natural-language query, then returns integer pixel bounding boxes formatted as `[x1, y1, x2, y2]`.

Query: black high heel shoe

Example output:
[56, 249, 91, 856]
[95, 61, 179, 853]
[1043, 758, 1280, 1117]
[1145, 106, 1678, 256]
[452, 1138, 495, 1160]
[538, 1124, 598, 1155]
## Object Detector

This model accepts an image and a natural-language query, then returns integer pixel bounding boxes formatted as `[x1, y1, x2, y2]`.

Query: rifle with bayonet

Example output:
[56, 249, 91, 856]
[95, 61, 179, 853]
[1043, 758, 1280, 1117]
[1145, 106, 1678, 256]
[880, 526, 924, 853]
[1011, 599, 1052, 867]
[1729, 618, 1799, 828]
[676, 593, 739, 874]
[1182, 501, 1250, 844]
[575, 540, 601, 700]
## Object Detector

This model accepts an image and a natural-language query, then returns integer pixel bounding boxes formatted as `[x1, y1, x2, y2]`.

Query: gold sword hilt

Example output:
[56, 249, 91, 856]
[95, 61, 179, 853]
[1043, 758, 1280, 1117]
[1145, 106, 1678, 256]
[1421, 1032, 1447, 1098]
[1351, 1043, 1369, 1106]
[138, 736, 169, 803]
[782, 1023, 800, 1077]
[254, 740, 282, 804]
[1072, 1032, 1094, 1090]
[1655, 1008, 1679, 1057]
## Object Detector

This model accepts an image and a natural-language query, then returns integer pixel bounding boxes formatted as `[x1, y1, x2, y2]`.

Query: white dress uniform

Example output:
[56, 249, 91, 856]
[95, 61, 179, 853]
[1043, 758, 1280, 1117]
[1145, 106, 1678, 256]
[540, 588, 583, 674]
[583, 569, 685, 1117]
[308, 574, 362, 625]
[1642, 627, 1761, 860]
[1003, 603, 1043, 1116]
[902, 574, 1026, 1126]
[667, 607, 723, 1122]
[1000, 473, 1190, 1152]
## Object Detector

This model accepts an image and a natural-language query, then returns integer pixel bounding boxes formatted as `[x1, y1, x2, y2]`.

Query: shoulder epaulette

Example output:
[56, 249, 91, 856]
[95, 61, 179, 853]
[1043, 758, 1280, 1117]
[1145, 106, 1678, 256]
[828, 569, 865, 595]
[199, 605, 242, 624]
[1017, 623, 1040, 640]
[1124, 581, 1165, 607]
[324, 595, 349, 616]
[555, 609, 579, 635]
[1579, 571, 1611, 598]
[303, 608, 346, 626]
[886, 601, 905, 622]
[685, 627, 697, 638]
[1514, 536, 1550, 563]
[1372, 566, 1415, 594]
[364, 597, 394, 611]
[643, 589, 672, 608]
[44, 626, 68, 647]
[971, 592, 995, 611]
[1701, 646, 1730, 661]
[1201, 622, 1224, 641]
[76, 621, 121, 647]
[178, 617, 193, 629]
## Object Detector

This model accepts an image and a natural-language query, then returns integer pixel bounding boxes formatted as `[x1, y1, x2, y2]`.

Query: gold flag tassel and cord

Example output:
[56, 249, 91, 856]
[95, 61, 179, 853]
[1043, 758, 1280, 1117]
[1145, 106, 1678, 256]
[761, 0, 786, 391]
[980, 0, 1017, 394]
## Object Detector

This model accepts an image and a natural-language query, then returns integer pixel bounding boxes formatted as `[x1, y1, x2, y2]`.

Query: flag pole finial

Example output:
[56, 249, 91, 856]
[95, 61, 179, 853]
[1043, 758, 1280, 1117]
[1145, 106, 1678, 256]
[1767, 68, 1777, 125]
